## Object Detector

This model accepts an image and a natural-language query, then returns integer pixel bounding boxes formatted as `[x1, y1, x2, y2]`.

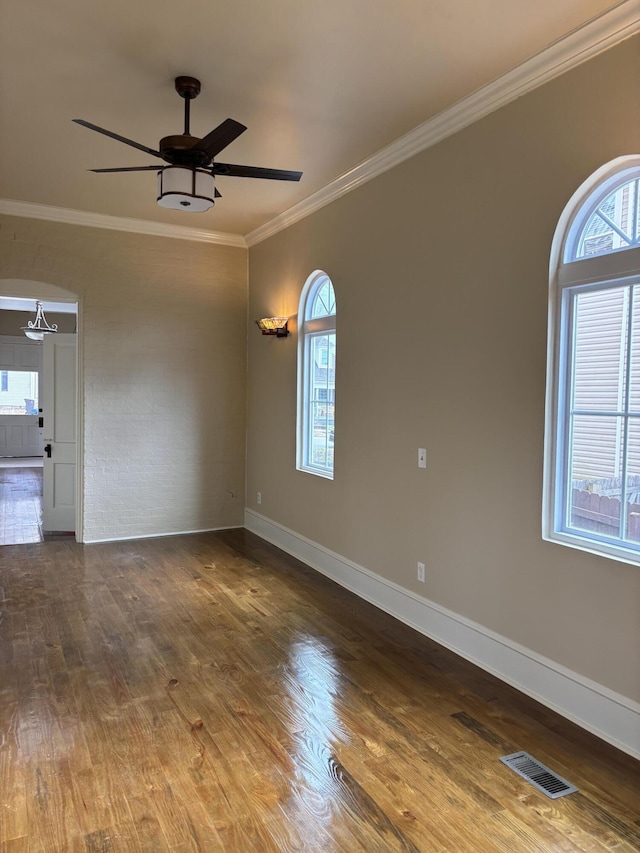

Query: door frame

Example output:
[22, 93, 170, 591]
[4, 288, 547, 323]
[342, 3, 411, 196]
[0, 280, 83, 541]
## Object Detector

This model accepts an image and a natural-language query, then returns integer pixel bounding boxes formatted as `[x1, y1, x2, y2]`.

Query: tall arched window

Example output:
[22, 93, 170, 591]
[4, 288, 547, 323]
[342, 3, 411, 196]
[545, 157, 640, 564]
[297, 271, 336, 478]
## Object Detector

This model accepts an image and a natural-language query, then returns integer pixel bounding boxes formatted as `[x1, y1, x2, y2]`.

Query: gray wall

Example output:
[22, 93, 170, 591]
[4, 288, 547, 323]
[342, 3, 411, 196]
[246, 37, 640, 705]
[0, 219, 248, 541]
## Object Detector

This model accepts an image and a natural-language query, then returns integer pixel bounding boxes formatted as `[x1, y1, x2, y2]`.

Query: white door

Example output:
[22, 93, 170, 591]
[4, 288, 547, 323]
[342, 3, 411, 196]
[0, 415, 42, 455]
[42, 334, 77, 532]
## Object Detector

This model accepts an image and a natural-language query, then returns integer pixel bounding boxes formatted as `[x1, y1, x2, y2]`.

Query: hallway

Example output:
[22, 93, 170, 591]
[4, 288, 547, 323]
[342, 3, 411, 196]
[0, 457, 43, 544]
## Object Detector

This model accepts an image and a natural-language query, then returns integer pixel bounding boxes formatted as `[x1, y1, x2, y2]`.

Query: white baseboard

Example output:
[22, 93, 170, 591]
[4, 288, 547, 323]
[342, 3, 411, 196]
[245, 508, 640, 760]
[84, 524, 243, 545]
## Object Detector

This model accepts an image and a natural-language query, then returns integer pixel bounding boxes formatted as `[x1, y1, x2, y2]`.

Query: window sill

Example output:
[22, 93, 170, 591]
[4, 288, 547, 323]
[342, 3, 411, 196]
[543, 529, 640, 568]
[297, 464, 334, 480]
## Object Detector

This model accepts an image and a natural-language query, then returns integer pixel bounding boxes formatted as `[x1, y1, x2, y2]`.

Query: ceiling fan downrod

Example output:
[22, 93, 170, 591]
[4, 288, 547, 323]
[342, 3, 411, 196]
[174, 76, 201, 137]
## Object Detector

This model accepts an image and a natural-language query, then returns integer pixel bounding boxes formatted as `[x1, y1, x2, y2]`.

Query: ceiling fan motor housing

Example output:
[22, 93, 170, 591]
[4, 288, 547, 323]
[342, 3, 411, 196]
[159, 135, 211, 167]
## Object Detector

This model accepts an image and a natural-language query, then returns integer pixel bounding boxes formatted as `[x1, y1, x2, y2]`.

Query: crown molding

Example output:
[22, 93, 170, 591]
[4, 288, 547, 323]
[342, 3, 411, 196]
[245, 1, 640, 247]
[0, 199, 247, 248]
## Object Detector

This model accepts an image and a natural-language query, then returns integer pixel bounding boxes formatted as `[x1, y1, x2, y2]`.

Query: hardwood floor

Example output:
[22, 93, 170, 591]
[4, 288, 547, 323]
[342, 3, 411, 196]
[0, 529, 638, 852]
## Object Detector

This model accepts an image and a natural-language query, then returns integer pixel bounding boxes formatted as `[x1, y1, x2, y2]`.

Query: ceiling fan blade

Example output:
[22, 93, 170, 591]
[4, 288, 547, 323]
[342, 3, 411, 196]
[89, 165, 161, 173]
[191, 119, 247, 159]
[73, 119, 162, 158]
[215, 188, 222, 198]
[211, 162, 303, 181]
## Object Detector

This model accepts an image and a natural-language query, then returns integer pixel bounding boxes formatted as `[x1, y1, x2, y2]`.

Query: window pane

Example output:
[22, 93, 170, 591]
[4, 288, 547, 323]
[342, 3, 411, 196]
[573, 288, 628, 412]
[626, 419, 640, 544]
[569, 414, 623, 537]
[576, 178, 638, 258]
[298, 270, 336, 478]
[308, 333, 335, 471]
[565, 283, 640, 550]
[0, 371, 39, 415]
[309, 280, 336, 320]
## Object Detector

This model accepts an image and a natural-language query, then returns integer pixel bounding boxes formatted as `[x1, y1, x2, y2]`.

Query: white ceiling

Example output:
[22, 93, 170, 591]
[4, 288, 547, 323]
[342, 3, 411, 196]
[0, 0, 633, 240]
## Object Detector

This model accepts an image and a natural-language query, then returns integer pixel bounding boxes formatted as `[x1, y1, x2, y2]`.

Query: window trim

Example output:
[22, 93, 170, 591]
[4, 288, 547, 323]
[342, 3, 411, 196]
[563, 165, 640, 263]
[296, 270, 336, 479]
[544, 156, 640, 565]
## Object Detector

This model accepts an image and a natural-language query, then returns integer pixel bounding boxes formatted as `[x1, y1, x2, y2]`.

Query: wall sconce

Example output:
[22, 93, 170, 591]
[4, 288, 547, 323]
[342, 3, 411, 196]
[21, 301, 58, 341]
[255, 317, 289, 337]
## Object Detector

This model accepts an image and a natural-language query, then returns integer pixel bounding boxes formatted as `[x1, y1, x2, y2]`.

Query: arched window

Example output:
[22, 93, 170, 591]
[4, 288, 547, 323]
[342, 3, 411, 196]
[545, 158, 640, 564]
[297, 271, 336, 478]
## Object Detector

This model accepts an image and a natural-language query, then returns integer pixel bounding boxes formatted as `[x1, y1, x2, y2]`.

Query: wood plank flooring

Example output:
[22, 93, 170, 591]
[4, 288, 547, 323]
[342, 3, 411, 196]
[0, 528, 638, 852]
[0, 467, 43, 545]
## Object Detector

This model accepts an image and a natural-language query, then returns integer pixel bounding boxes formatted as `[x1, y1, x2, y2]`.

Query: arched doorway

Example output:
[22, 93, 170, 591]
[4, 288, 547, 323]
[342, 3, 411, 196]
[0, 280, 81, 544]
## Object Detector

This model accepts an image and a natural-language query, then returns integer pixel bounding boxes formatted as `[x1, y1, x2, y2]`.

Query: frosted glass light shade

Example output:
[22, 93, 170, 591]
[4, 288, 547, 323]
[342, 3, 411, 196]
[255, 317, 289, 336]
[157, 167, 215, 212]
[21, 301, 58, 341]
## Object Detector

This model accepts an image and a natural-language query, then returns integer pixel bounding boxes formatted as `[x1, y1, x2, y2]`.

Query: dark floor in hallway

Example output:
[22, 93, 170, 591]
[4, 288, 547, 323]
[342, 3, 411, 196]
[0, 465, 43, 544]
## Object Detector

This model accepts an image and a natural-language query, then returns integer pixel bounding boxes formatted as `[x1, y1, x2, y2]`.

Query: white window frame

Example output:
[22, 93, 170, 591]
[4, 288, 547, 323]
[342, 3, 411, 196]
[544, 156, 640, 565]
[296, 270, 336, 479]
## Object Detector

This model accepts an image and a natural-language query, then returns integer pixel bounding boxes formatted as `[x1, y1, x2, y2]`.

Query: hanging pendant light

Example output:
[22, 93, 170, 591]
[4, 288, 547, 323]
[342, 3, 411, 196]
[21, 301, 58, 341]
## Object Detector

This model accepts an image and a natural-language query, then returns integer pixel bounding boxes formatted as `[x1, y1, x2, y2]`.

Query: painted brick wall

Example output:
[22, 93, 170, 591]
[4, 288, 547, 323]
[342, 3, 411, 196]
[0, 215, 247, 541]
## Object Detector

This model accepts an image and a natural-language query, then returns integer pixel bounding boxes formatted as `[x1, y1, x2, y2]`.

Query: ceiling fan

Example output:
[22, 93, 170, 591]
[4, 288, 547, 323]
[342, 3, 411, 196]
[73, 76, 303, 212]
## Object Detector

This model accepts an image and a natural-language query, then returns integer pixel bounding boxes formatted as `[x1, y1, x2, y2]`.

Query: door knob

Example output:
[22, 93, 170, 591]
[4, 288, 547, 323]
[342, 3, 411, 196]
[44, 443, 52, 458]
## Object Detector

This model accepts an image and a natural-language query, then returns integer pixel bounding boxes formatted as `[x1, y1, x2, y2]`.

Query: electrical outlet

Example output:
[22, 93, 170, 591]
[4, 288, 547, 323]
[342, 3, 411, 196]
[256, 491, 262, 505]
[418, 448, 427, 468]
[417, 561, 425, 582]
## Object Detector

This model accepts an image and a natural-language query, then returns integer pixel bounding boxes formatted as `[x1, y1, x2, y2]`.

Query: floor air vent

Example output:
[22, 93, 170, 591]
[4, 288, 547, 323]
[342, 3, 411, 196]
[500, 752, 578, 799]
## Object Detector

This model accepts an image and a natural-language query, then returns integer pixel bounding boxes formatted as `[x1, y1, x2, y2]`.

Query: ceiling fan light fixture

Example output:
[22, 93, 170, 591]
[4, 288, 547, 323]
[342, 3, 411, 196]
[157, 166, 215, 212]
